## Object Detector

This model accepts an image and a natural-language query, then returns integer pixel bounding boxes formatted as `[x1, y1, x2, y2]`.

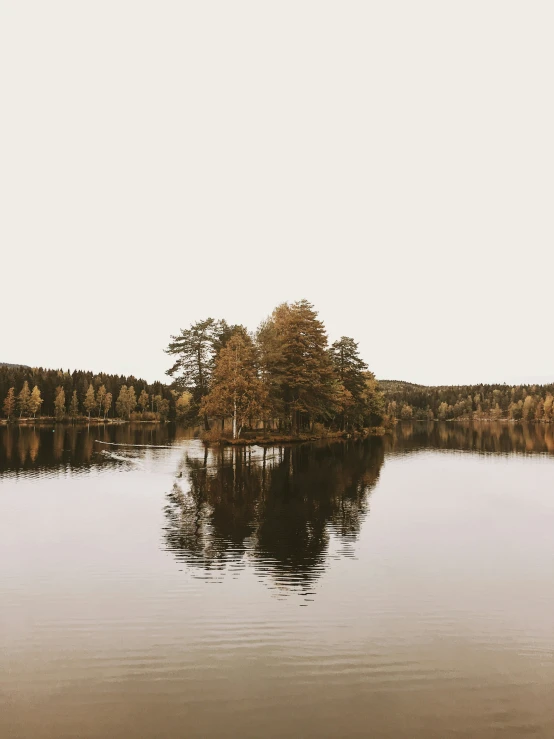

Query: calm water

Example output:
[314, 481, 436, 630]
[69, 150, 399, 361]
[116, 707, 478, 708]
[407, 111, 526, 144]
[1, 422, 553, 738]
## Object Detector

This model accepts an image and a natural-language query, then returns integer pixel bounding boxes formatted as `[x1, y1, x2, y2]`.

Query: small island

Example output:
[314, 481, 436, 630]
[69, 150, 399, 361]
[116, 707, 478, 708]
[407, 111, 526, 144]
[2, 299, 553, 437]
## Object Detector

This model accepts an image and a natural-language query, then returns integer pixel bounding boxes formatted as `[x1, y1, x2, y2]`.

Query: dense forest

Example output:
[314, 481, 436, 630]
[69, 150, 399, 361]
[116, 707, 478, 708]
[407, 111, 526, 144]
[381, 380, 554, 422]
[166, 299, 386, 438]
[0, 364, 179, 422]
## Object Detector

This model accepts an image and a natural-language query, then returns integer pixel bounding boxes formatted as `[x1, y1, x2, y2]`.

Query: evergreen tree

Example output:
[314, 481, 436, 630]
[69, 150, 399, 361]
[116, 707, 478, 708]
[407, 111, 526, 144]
[330, 337, 368, 429]
[17, 381, 31, 418]
[3, 387, 16, 420]
[266, 300, 339, 431]
[165, 317, 226, 429]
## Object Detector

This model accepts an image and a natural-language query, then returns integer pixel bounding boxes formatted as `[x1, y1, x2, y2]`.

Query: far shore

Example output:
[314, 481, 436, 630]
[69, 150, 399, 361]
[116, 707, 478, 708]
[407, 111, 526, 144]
[0, 417, 166, 426]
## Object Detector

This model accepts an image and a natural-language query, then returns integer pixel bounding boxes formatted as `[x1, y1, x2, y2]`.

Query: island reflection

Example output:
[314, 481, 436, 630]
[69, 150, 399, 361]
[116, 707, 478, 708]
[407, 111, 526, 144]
[163, 439, 385, 592]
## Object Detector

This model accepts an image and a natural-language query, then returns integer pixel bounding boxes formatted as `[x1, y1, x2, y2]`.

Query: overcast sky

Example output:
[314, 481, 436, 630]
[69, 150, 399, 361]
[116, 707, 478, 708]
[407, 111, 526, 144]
[1, 2, 552, 386]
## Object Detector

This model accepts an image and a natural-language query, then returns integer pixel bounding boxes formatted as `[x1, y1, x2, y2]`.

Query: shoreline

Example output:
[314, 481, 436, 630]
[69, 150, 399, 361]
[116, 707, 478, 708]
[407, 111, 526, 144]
[202, 427, 388, 446]
[0, 418, 166, 426]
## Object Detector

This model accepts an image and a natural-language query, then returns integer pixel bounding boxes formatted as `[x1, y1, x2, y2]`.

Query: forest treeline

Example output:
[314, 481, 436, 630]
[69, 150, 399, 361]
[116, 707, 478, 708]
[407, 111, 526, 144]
[381, 380, 554, 422]
[0, 364, 189, 422]
[166, 299, 387, 439]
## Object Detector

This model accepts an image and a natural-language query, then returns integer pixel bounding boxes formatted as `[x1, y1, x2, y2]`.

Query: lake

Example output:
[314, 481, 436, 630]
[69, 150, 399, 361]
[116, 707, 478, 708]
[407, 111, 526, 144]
[1, 422, 553, 738]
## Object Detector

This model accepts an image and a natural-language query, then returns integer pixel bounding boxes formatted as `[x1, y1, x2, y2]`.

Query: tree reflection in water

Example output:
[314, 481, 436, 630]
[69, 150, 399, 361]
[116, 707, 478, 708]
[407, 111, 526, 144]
[163, 439, 385, 593]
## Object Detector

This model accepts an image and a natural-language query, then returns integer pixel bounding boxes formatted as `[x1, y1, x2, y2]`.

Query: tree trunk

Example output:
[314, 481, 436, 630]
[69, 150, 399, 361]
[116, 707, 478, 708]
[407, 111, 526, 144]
[232, 396, 237, 440]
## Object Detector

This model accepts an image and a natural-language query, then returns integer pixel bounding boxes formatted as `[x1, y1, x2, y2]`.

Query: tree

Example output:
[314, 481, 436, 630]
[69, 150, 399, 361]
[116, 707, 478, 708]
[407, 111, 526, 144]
[544, 394, 554, 422]
[96, 385, 107, 418]
[3, 387, 16, 420]
[103, 392, 113, 419]
[330, 337, 369, 429]
[69, 390, 79, 419]
[138, 389, 149, 413]
[157, 397, 170, 420]
[17, 381, 31, 418]
[28, 385, 43, 418]
[522, 394, 535, 421]
[400, 403, 413, 420]
[127, 386, 137, 418]
[54, 387, 66, 421]
[200, 334, 269, 439]
[83, 384, 96, 420]
[116, 385, 136, 419]
[116, 386, 129, 419]
[175, 391, 192, 421]
[259, 300, 339, 432]
[359, 372, 386, 427]
[165, 318, 222, 428]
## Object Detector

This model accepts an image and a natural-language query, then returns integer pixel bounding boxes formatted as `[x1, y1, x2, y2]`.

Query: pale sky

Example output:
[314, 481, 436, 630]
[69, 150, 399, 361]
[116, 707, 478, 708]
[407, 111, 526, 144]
[1, 2, 553, 386]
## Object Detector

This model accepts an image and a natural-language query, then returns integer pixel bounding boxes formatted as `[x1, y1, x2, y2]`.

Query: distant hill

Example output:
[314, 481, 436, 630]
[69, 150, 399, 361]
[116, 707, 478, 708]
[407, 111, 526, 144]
[378, 379, 428, 392]
[0, 362, 30, 369]
[378, 378, 554, 422]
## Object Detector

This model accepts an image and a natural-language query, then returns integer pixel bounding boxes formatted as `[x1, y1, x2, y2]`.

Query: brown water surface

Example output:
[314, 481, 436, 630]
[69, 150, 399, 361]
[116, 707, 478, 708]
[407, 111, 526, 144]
[1, 422, 553, 738]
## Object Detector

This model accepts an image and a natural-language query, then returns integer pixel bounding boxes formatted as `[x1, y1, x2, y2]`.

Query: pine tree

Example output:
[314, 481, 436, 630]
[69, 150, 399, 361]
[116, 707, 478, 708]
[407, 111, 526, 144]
[54, 387, 66, 421]
[330, 337, 368, 429]
[263, 300, 339, 432]
[69, 390, 79, 419]
[165, 318, 227, 429]
[3, 387, 16, 420]
[28, 385, 43, 418]
[17, 381, 31, 418]
[83, 384, 96, 420]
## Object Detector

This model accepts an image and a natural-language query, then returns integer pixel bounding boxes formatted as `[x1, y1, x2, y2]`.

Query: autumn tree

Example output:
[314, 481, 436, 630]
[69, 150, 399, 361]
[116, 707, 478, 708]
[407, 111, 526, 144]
[200, 334, 269, 439]
[127, 387, 137, 418]
[83, 384, 97, 420]
[96, 385, 107, 418]
[544, 394, 554, 422]
[400, 403, 413, 420]
[17, 381, 31, 418]
[175, 391, 192, 421]
[54, 387, 66, 421]
[69, 390, 79, 420]
[3, 387, 16, 420]
[116, 386, 129, 418]
[103, 392, 113, 419]
[28, 386, 43, 418]
[522, 394, 535, 421]
[138, 389, 149, 414]
[359, 372, 386, 427]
